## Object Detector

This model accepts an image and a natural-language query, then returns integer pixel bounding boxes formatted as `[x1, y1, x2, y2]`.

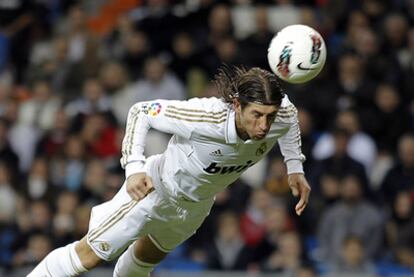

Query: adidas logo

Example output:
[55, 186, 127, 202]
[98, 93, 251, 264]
[210, 149, 222, 156]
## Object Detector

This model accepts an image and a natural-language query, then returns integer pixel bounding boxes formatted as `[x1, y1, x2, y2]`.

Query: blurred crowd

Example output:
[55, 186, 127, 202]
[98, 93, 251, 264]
[0, 0, 414, 276]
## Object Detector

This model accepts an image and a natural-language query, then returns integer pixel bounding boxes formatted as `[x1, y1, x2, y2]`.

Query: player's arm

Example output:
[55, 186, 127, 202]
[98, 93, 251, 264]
[120, 99, 201, 199]
[276, 104, 310, 216]
[121, 100, 194, 177]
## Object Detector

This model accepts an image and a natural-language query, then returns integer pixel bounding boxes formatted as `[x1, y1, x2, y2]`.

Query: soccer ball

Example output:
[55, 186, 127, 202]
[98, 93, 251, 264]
[267, 24, 326, 84]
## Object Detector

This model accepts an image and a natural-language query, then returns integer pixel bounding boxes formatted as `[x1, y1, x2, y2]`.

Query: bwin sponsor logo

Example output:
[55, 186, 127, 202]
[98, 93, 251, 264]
[203, 160, 255, 174]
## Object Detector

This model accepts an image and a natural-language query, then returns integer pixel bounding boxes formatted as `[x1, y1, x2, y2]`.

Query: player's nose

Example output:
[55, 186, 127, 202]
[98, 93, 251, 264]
[259, 118, 268, 131]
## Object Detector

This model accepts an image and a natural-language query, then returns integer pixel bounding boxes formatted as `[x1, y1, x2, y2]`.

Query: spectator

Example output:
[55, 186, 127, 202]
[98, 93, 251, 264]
[170, 32, 201, 85]
[385, 191, 414, 259]
[240, 188, 275, 247]
[334, 53, 376, 111]
[261, 231, 308, 275]
[207, 4, 234, 48]
[380, 134, 414, 203]
[328, 235, 376, 276]
[10, 81, 62, 171]
[254, 201, 293, 264]
[0, 0, 49, 82]
[119, 31, 151, 81]
[398, 28, 414, 103]
[99, 61, 130, 96]
[206, 211, 253, 271]
[361, 84, 412, 153]
[296, 108, 317, 172]
[313, 109, 377, 174]
[49, 135, 86, 192]
[394, 220, 414, 268]
[57, 5, 102, 95]
[0, 118, 19, 178]
[65, 78, 111, 118]
[133, 0, 180, 53]
[0, 162, 17, 224]
[79, 159, 109, 203]
[311, 173, 341, 215]
[116, 56, 185, 108]
[28, 200, 52, 233]
[382, 13, 409, 55]
[12, 233, 52, 268]
[79, 113, 119, 159]
[105, 15, 135, 60]
[52, 191, 79, 246]
[264, 156, 289, 197]
[318, 174, 383, 263]
[24, 157, 53, 201]
[73, 204, 92, 239]
[297, 264, 318, 277]
[239, 5, 274, 69]
[310, 128, 368, 195]
[35, 109, 70, 158]
[18, 80, 61, 132]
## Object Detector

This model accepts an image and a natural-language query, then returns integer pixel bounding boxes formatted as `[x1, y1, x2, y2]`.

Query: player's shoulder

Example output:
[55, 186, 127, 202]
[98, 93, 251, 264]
[274, 94, 298, 123]
[185, 97, 229, 112]
[164, 97, 229, 129]
[178, 97, 229, 139]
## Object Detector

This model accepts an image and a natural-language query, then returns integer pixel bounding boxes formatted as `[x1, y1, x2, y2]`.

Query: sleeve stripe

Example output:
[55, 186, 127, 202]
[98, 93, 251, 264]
[277, 114, 296, 119]
[128, 107, 141, 156]
[165, 108, 228, 120]
[165, 112, 227, 124]
[121, 106, 141, 166]
[278, 106, 297, 114]
[167, 105, 227, 116]
[277, 106, 297, 118]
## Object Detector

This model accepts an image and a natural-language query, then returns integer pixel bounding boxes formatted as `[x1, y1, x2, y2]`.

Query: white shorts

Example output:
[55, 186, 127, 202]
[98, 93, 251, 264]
[86, 155, 215, 261]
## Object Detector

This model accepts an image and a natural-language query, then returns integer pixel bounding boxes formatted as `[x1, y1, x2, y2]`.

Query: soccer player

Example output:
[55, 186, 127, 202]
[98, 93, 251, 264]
[28, 66, 311, 277]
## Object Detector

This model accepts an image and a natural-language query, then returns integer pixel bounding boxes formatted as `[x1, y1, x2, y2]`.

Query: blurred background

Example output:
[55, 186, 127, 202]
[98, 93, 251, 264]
[0, 0, 414, 276]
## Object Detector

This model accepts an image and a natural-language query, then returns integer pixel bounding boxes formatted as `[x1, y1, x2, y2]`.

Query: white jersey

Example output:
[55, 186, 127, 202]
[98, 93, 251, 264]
[121, 95, 305, 201]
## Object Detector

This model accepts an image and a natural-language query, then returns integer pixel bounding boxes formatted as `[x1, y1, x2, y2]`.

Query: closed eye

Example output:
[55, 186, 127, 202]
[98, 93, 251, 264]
[253, 112, 262, 118]
[267, 112, 277, 121]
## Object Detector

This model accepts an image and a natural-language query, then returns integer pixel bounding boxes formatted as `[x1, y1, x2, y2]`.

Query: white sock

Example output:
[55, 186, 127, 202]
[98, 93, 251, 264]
[113, 243, 156, 277]
[27, 241, 87, 277]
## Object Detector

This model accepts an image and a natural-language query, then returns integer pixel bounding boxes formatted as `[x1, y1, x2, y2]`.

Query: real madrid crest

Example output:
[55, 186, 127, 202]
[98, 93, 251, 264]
[256, 142, 267, 156]
[99, 242, 110, 252]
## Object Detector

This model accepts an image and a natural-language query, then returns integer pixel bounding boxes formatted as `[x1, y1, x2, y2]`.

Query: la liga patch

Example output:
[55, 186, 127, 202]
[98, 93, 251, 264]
[142, 102, 162, 116]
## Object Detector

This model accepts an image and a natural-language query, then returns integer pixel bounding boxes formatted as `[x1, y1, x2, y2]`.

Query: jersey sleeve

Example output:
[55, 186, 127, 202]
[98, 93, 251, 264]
[276, 101, 306, 175]
[120, 98, 227, 178]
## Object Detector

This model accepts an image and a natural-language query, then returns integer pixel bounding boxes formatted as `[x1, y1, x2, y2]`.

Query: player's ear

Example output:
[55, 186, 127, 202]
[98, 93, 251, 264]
[233, 99, 241, 113]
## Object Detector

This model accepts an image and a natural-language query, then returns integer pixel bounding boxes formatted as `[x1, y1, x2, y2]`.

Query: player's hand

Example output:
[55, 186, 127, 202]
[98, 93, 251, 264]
[126, 173, 154, 200]
[288, 173, 311, 216]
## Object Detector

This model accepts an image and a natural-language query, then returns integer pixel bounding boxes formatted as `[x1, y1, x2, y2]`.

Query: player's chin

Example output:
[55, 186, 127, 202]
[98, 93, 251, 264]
[252, 134, 266, 140]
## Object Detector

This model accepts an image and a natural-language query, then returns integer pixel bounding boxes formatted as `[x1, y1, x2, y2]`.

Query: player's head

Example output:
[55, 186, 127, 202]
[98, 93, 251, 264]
[214, 65, 284, 140]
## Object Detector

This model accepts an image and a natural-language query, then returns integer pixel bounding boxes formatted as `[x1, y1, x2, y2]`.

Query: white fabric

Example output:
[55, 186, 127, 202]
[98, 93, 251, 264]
[87, 155, 215, 261]
[27, 241, 87, 277]
[113, 242, 155, 277]
[121, 95, 305, 201]
[240, 157, 268, 187]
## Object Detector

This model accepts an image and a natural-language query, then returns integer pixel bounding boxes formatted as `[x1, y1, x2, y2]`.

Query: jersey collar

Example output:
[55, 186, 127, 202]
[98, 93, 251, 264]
[225, 110, 239, 144]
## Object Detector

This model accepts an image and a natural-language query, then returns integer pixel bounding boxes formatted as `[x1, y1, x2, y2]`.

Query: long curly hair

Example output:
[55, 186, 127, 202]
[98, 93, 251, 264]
[213, 65, 284, 108]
